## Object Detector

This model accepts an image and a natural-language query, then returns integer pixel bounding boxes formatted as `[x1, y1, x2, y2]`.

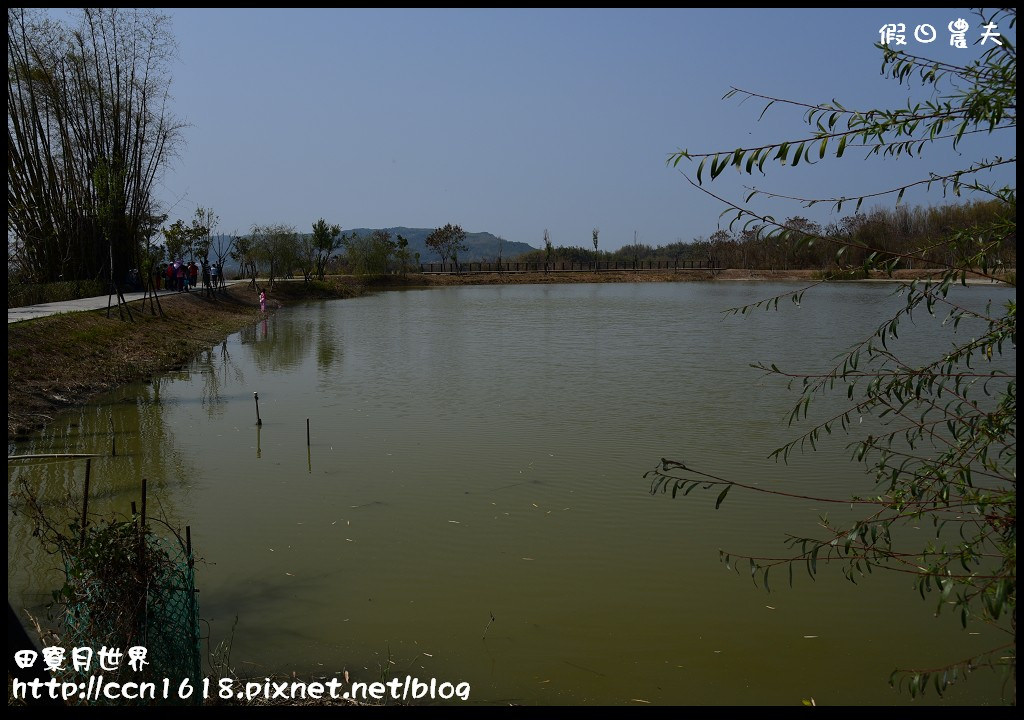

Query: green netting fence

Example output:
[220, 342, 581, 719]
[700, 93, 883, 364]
[61, 527, 201, 705]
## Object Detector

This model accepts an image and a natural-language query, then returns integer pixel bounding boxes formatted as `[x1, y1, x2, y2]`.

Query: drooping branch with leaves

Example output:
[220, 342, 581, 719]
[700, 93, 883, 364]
[658, 8, 1015, 701]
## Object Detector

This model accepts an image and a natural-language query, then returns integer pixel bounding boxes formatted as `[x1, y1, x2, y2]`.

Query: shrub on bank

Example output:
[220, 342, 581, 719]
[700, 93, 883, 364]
[8, 279, 107, 308]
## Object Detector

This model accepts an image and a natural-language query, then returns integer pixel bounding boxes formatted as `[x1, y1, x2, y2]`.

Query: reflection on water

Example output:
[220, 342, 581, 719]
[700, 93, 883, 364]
[8, 383, 195, 612]
[8, 282, 1014, 705]
[239, 314, 315, 373]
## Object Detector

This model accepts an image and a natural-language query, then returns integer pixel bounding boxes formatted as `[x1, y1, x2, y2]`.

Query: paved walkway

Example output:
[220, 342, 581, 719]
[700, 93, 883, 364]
[8, 282, 246, 324]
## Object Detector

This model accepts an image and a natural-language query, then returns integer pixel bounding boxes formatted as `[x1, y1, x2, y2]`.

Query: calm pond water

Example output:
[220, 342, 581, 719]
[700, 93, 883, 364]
[8, 281, 1015, 705]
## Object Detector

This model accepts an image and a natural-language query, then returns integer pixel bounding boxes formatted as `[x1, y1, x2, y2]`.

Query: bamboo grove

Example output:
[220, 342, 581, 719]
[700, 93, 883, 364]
[8, 8, 183, 285]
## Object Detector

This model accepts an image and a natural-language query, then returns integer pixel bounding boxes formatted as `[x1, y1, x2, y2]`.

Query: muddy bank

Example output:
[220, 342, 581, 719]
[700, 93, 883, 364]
[7, 279, 364, 440]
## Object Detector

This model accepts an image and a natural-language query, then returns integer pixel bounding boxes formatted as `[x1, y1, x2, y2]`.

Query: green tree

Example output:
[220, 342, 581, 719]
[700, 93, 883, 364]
[250, 224, 300, 290]
[395, 234, 412, 276]
[162, 220, 195, 264]
[161, 209, 214, 269]
[310, 218, 343, 281]
[655, 8, 1016, 700]
[193, 207, 219, 269]
[592, 227, 600, 267]
[425, 223, 467, 271]
[230, 234, 259, 286]
[298, 232, 317, 285]
[543, 228, 552, 273]
[344, 229, 397, 276]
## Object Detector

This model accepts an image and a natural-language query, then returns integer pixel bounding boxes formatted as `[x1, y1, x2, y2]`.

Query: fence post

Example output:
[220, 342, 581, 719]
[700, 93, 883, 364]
[80, 459, 92, 549]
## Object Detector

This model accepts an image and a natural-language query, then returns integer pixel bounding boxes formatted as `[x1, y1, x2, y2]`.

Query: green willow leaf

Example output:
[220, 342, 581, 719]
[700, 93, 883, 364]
[715, 484, 732, 509]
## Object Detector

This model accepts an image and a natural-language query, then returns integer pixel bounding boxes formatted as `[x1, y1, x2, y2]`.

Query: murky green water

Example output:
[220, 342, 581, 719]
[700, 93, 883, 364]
[8, 281, 1015, 705]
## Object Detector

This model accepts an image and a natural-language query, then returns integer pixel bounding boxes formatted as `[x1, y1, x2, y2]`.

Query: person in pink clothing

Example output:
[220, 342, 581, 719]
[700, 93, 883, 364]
[259, 290, 267, 313]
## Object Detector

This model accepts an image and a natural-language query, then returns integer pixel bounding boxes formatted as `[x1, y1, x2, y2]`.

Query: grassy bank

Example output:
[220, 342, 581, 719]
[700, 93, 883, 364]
[7, 279, 365, 440]
[7, 278, 108, 308]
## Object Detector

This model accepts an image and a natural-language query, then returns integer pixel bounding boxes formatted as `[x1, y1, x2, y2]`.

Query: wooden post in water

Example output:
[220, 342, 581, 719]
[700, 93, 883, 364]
[140, 477, 148, 569]
[306, 418, 310, 447]
[131, 501, 137, 516]
[254, 392, 263, 426]
[109, 416, 116, 457]
[140, 477, 147, 530]
[80, 458, 91, 549]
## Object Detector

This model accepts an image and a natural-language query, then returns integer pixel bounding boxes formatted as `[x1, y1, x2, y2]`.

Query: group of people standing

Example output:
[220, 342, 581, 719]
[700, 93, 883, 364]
[153, 260, 226, 292]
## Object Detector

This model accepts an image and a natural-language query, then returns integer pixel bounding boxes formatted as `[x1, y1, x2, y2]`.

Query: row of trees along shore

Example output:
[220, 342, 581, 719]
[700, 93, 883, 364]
[227, 224, 418, 286]
[514, 200, 1014, 271]
[195, 198, 1019, 285]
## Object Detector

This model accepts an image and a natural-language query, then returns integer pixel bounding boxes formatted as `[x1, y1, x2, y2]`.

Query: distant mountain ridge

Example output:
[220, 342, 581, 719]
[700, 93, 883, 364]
[345, 227, 535, 263]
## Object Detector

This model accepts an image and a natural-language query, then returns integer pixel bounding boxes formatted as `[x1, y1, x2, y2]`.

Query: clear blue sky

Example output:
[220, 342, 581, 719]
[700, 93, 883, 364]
[151, 8, 1014, 252]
